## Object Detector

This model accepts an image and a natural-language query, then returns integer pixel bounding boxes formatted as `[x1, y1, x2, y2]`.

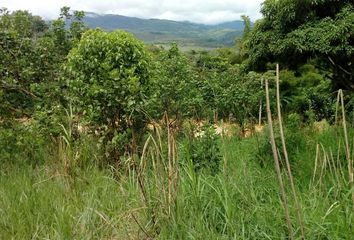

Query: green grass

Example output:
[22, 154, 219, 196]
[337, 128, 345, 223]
[0, 124, 353, 239]
[0, 166, 145, 239]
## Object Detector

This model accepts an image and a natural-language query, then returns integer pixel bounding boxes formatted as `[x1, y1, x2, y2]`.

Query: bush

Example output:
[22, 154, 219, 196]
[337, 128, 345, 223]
[183, 123, 222, 175]
[255, 113, 306, 167]
[0, 123, 48, 166]
[279, 64, 335, 121]
[66, 29, 150, 163]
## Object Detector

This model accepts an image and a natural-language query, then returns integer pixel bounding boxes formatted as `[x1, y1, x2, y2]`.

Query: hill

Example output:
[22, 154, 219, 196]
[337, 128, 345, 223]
[83, 12, 245, 49]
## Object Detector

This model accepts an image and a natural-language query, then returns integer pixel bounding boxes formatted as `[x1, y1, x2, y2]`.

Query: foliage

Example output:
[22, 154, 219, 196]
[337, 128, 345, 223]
[66, 29, 150, 161]
[0, 123, 48, 166]
[255, 113, 306, 167]
[190, 52, 264, 123]
[0, 7, 86, 126]
[1, 125, 353, 239]
[1, 5, 354, 239]
[247, 0, 354, 90]
[0, 9, 48, 119]
[234, 15, 252, 63]
[149, 43, 202, 120]
[50, 7, 87, 57]
[149, 46, 263, 124]
[279, 64, 335, 120]
[183, 123, 222, 175]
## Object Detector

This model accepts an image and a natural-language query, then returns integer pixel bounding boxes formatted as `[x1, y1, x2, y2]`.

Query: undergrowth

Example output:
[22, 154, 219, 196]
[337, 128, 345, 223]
[0, 122, 353, 239]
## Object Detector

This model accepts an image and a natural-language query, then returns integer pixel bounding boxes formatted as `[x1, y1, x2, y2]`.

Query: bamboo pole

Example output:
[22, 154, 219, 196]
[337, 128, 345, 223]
[338, 90, 354, 211]
[276, 64, 305, 239]
[265, 77, 294, 239]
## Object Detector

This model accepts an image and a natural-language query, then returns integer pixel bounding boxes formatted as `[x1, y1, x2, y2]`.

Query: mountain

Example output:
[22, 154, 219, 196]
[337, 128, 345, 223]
[82, 12, 245, 49]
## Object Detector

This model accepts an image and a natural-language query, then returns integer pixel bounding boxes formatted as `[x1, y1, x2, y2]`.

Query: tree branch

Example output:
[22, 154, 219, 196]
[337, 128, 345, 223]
[1, 80, 38, 99]
[327, 56, 351, 75]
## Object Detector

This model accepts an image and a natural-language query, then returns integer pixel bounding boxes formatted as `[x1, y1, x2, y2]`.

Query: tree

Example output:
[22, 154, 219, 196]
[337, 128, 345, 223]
[191, 51, 263, 124]
[66, 29, 150, 162]
[49, 7, 87, 58]
[0, 7, 87, 123]
[193, 52, 231, 121]
[0, 9, 48, 120]
[231, 15, 252, 64]
[278, 64, 334, 120]
[149, 43, 200, 120]
[247, 0, 354, 90]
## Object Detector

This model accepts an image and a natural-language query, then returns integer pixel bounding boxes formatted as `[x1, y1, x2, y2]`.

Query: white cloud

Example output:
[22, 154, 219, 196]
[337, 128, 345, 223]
[1, 0, 263, 24]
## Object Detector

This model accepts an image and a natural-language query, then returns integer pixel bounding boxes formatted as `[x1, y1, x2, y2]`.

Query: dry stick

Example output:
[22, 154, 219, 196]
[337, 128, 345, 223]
[137, 136, 151, 212]
[258, 78, 264, 126]
[335, 90, 340, 125]
[165, 111, 174, 216]
[172, 129, 179, 202]
[258, 101, 262, 126]
[265, 78, 294, 240]
[338, 90, 354, 211]
[275, 64, 305, 239]
[321, 146, 335, 184]
[150, 131, 168, 206]
[336, 140, 346, 183]
[319, 147, 327, 192]
[313, 144, 320, 184]
[329, 149, 342, 189]
[131, 212, 152, 239]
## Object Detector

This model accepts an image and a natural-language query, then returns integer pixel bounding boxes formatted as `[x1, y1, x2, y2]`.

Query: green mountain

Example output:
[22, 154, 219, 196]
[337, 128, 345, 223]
[83, 12, 245, 49]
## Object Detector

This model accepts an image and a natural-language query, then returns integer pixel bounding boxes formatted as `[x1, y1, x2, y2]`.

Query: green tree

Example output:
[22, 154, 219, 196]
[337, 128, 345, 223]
[31, 7, 87, 136]
[194, 52, 230, 121]
[49, 7, 87, 58]
[278, 64, 334, 120]
[0, 7, 86, 124]
[150, 43, 200, 120]
[0, 9, 48, 120]
[247, 0, 354, 90]
[232, 15, 252, 64]
[66, 29, 150, 162]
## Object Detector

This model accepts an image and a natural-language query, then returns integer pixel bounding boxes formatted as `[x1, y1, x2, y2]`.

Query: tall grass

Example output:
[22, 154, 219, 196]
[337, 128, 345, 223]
[1, 109, 353, 238]
[0, 165, 145, 238]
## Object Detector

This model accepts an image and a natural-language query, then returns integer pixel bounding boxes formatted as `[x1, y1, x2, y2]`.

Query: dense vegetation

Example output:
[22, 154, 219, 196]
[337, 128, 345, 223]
[0, 1, 353, 239]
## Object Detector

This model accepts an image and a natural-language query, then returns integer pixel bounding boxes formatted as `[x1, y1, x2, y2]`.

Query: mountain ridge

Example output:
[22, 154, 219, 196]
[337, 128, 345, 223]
[82, 12, 246, 49]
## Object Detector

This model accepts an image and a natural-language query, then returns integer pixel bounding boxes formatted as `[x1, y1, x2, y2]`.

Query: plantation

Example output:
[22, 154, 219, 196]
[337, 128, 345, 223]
[1, 1, 354, 239]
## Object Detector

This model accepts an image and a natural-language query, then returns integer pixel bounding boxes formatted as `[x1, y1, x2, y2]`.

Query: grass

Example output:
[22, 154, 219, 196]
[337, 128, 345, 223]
[0, 165, 145, 239]
[0, 123, 353, 239]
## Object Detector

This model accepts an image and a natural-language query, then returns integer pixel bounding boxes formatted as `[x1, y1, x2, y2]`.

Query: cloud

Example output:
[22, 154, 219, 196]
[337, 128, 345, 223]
[1, 0, 263, 24]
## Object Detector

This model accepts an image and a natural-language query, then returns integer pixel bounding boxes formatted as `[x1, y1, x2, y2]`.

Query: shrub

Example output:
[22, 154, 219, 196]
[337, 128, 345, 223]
[0, 123, 48, 166]
[255, 113, 306, 167]
[66, 29, 150, 164]
[183, 123, 222, 175]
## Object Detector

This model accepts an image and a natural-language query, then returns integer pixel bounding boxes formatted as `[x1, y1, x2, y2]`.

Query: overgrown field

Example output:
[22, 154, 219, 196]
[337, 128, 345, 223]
[1, 1, 354, 239]
[1, 120, 353, 239]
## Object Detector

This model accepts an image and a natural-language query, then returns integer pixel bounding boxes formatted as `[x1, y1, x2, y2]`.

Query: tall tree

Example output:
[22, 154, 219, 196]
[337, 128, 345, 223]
[0, 9, 48, 119]
[247, 0, 354, 90]
[233, 15, 252, 64]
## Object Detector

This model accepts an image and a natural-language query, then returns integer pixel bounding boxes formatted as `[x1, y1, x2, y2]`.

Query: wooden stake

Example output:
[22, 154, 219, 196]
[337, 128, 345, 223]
[276, 64, 305, 239]
[265, 77, 294, 239]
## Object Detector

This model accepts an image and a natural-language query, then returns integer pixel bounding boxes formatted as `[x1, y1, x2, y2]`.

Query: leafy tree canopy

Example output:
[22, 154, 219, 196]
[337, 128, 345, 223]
[66, 29, 149, 150]
[0, 7, 86, 122]
[247, 0, 354, 90]
[0, 9, 48, 119]
[149, 43, 199, 119]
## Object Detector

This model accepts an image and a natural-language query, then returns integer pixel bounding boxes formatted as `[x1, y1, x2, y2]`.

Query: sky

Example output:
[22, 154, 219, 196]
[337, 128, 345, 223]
[1, 0, 264, 24]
